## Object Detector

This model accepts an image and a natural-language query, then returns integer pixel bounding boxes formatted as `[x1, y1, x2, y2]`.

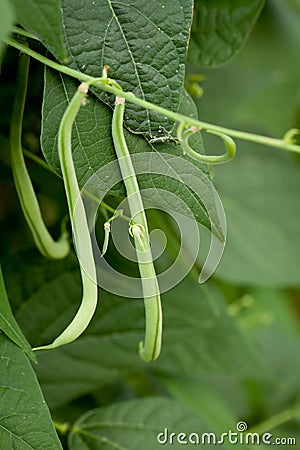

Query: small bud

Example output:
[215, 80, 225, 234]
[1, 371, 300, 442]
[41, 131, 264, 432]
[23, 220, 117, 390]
[104, 222, 111, 231]
[115, 96, 125, 105]
[78, 82, 89, 94]
[190, 126, 200, 133]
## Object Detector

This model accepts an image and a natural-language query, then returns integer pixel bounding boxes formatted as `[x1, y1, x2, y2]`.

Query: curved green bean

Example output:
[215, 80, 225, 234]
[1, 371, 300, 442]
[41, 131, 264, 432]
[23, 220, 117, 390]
[112, 96, 162, 362]
[33, 82, 98, 350]
[10, 53, 70, 260]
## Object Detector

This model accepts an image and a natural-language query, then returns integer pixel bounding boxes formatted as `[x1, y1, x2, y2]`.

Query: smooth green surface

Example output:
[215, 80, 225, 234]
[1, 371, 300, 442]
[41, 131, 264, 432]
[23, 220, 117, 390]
[34, 82, 98, 350]
[10, 53, 70, 260]
[61, 0, 193, 135]
[10, 0, 66, 61]
[0, 332, 62, 449]
[112, 98, 162, 361]
[189, 0, 264, 67]
[0, 0, 14, 62]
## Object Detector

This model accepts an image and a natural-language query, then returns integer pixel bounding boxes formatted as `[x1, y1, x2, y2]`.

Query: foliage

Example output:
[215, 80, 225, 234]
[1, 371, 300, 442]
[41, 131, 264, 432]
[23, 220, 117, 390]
[1, 0, 300, 448]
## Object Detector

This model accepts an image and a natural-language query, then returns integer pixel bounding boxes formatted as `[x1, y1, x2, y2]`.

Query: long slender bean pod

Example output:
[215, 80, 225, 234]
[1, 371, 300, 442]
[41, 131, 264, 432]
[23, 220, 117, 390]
[9, 53, 70, 259]
[112, 96, 162, 362]
[33, 82, 98, 350]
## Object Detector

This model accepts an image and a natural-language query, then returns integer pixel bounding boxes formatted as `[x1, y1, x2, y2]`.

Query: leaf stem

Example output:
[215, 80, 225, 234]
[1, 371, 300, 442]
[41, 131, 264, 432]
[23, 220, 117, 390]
[11, 27, 40, 40]
[9, 52, 70, 260]
[249, 405, 300, 435]
[112, 96, 162, 362]
[53, 420, 70, 435]
[21, 149, 126, 224]
[5, 38, 300, 156]
[22, 149, 58, 175]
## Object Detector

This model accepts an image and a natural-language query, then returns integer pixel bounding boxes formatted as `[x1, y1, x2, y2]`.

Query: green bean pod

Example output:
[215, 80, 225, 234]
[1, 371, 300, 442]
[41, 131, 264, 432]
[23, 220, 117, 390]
[33, 82, 98, 350]
[112, 96, 162, 362]
[10, 53, 70, 259]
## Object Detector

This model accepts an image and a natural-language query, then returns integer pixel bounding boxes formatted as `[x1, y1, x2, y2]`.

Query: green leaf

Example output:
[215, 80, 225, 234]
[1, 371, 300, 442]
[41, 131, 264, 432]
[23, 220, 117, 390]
[68, 397, 209, 449]
[0, 0, 15, 62]
[61, 0, 193, 135]
[189, 0, 264, 67]
[210, 148, 300, 286]
[3, 250, 268, 409]
[185, 1, 300, 286]
[10, 0, 66, 61]
[0, 265, 35, 362]
[237, 289, 300, 411]
[191, 0, 300, 137]
[159, 375, 237, 436]
[41, 69, 213, 231]
[0, 332, 62, 449]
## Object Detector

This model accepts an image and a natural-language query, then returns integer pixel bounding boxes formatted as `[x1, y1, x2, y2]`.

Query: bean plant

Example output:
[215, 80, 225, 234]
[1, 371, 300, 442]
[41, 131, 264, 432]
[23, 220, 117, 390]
[1, 0, 300, 448]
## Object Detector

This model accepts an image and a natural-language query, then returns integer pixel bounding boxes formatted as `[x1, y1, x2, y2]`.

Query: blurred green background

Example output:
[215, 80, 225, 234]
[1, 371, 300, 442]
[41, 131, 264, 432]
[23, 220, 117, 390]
[1, 0, 300, 448]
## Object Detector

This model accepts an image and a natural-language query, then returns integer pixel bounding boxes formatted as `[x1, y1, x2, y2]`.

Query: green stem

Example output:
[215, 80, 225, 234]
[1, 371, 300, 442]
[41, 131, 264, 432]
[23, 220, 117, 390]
[177, 123, 236, 163]
[5, 38, 300, 156]
[11, 27, 40, 40]
[33, 82, 98, 350]
[21, 149, 127, 222]
[112, 96, 162, 362]
[249, 405, 300, 435]
[22, 149, 58, 175]
[53, 420, 70, 435]
[9, 52, 70, 260]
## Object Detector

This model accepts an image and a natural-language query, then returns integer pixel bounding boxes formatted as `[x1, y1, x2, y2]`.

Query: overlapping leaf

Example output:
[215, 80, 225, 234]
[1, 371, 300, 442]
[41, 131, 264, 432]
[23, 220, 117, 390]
[3, 250, 268, 409]
[61, 0, 193, 135]
[187, 0, 300, 286]
[189, 0, 264, 67]
[68, 397, 209, 449]
[0, 265, 35, 361]
[41, 69, 213, 230]
[0, 333, 62, 449]
[10, 0, 66, 61]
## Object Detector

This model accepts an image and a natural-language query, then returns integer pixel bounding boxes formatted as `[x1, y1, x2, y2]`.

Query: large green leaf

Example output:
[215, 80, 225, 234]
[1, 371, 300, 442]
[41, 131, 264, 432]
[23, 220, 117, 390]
[0, 265, 35, 361]
[61, 0, 193, 135]
[3, 250, 268, 409]
[189, 0, 264, 67]
[41, 69, 214, 231]
[0, 332, 62, 449]
[0, 0, 15, 62]
[68, 397, 210, 449]
[185, 0, 300, 286]
[10, 0, 66, 61]
[238, 289, 300, 412]
[190, 0, 300, 137]
[159, 375, 237, 436]
[194, 140, 300, 286]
